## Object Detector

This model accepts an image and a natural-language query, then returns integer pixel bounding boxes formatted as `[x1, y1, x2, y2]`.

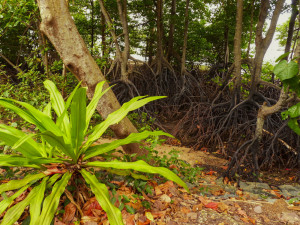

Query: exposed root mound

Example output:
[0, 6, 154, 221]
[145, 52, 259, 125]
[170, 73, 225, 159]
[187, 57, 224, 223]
[109, 63, 300, 179]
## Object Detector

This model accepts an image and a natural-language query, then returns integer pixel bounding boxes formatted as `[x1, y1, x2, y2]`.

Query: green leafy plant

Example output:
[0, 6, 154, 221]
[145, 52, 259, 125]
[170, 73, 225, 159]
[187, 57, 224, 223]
[274, 55, 300, 135]
[0, 80, 188, 225]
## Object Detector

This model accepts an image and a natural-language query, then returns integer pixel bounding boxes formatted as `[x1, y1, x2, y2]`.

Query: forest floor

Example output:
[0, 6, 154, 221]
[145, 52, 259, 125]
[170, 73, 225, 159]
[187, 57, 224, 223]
[86, 138, 300, 225]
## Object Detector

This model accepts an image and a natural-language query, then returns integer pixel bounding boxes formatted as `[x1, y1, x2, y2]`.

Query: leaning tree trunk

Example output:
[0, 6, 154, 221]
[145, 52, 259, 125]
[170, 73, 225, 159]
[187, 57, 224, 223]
[250, 0, 285, 95]
[232, 0, 243, 105]
[180, 0, 190, 76]
[37, 0, 147, 155]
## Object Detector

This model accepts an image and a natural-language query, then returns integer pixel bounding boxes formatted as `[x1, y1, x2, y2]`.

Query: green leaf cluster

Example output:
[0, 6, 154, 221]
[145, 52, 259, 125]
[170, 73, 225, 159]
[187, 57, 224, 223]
[0, 80, 188, 225]
[274, 55, 300, 135]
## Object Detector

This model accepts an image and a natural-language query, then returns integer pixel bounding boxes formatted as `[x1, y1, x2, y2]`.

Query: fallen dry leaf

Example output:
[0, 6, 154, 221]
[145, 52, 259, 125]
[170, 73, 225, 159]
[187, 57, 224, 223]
[205, 202, 219, 210]
[217, 202, 229, 212]
[62, 203, 76, 223]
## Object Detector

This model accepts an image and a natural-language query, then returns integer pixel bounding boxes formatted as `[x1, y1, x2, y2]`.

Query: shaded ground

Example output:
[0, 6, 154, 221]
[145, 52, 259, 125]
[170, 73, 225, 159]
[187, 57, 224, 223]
[89, 138, 300, 225]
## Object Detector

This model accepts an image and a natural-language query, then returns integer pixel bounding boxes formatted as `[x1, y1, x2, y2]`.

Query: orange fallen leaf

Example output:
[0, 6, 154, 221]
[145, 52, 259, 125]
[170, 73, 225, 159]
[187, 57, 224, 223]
[181, 207, 191, 213]
[205, 202, 219, 210]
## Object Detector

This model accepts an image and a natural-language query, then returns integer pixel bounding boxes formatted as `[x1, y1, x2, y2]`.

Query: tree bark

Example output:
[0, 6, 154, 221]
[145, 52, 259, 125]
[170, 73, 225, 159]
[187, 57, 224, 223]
[167, 0, 176, 62]
[233, 0, 243, 104]
[284, 0, 299, 59]
[250, 0, 285, 95]
[180, 0, 190, 76]
[37, 0, 146, 155]
[156, 0, 164, 74]
[246, 0, 255, 58]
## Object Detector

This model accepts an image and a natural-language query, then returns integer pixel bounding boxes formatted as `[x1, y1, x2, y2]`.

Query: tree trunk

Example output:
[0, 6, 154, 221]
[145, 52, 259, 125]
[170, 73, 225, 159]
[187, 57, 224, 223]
[37, 0, 146, 156]
[99, 0, 130, 80]
[101, 12, 107, 58]
[284, 0, 299, 59]
[90, 0, 94, 52]
[117, 0, 130, 80]
[167, 0, 176, 61]
[246, 0, 255, 58]
[156, 0, 164, 74]
[250, 0, 285, 95]
[180, 0, 190, 76]
[232, 0, 243, 104]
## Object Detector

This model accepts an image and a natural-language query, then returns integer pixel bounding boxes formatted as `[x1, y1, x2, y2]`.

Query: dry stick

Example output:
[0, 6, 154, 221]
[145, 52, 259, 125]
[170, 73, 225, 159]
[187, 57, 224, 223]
[64, 189, 84, 218]
[0, 53, 23, 73]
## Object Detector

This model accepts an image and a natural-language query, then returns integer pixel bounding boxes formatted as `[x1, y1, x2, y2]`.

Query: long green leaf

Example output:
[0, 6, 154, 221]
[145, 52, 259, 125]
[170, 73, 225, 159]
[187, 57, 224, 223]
[0, 99, 45, 130]
[80, 169, 123, 225]
[29, 177, 49, 225]
[44, 80, 70, 138]
[86, 81, 110, 126]
[84, 130, 173, 160]
[0, 124, 44, 157]
[0, 184, 30, 215]
[83, 96, 166, 150]
[37, 172, 72, 225]
[40, 131, 76, 161]
[0, 173, 46, 194]
[0, 98, 63, 137]
[70, 87, 86, 157]
[86, 160, 189, 192]
[0, 155, 51, 168]
[1, 181, 47, 225]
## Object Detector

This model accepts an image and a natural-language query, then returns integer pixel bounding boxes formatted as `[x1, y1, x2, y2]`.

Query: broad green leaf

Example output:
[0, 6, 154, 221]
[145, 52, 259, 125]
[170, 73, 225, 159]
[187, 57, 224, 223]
[288, 118, 300, 135]
[37, 172, 72, 225]
[0, 184, 30, 215]
[0, 124, 44, 157]
[44, 80, 70, 138]
[84, 130, 173, 159]
[86, 81, 110, 126]
[80, 169, 123, 225]
[285, 102, 300, 118]
[29, 177, 48, 225]
[70, 87, 86, 157]
[40, 131, 76, 161]
[83, 96, 166, 149]
[1, 181, 47, 225]
[0, 173, 46, 193]
[275, 52, 290, 62]
[274, 60, 299, 81]
[86, 160, 189, 192]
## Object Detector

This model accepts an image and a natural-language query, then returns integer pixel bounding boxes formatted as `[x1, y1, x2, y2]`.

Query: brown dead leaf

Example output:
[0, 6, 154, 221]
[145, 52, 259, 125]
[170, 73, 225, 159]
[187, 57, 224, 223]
[198, 196, 209, 205]
[248, 217, 256, 225]
[181, 207, 191, 213]
[237, 208, 248, 218]
[192, 204, 203, 212]
[211, 189, 225, 196]
[240, 217, 250, 223]
[236, 189, 243, 196]
[125, 214, 135, 225]
[217, 202, 229, 212]
[155, 186, 163, 196]
[62, 203, 76, 223]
